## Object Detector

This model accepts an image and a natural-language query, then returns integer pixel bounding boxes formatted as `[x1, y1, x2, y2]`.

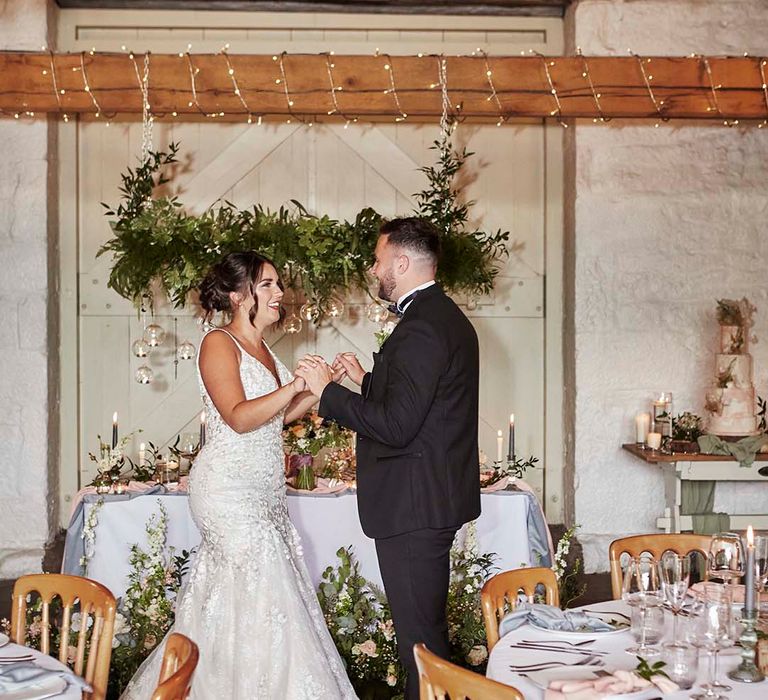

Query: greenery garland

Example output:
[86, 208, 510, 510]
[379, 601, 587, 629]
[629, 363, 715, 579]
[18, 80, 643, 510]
[99, 133, 509, 316]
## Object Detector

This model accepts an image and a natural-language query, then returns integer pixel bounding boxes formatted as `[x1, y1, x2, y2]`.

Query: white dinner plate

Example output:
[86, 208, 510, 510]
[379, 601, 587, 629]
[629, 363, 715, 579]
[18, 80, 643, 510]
[0, 632, 9, 647]
[529, 610, 630, 636]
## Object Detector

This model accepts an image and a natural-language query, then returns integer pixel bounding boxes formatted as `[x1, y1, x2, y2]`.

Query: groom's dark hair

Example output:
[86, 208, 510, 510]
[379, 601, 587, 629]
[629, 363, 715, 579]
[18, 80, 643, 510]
[380, 217, 441, 266]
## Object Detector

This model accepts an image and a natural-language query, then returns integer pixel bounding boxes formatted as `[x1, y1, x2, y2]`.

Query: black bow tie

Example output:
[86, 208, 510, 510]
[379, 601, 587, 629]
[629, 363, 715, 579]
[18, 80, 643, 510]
[387, 290, 420, 318]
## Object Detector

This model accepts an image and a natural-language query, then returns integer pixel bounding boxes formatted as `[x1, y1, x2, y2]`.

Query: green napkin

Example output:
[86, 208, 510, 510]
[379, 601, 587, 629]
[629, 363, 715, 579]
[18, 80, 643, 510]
[697, 433, 768, 467]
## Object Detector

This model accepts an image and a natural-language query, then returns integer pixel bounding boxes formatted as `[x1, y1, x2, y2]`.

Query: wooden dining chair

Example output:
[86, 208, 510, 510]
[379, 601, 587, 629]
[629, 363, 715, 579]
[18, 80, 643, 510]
[11, 573, 117, 700]
[609, 533, 711, 598]
[151, 632, 200, 700]
[414, 643, 523, 700]
[480, 566, 559, 651]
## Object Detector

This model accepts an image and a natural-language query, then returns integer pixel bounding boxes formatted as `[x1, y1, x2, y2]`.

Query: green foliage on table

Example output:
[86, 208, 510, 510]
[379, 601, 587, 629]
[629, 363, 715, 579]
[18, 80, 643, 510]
[553, 524, 587, 610]
[672, 412, 704, 442]
[98, 133, 509, 316]
[634, 656, 669, 681]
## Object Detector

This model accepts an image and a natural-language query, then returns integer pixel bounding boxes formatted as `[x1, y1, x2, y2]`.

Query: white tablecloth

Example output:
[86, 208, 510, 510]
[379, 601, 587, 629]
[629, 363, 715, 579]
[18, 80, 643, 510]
[64, 490, 542, 602]
[486, 599, 767, 699]
[0, 642, 83, 699]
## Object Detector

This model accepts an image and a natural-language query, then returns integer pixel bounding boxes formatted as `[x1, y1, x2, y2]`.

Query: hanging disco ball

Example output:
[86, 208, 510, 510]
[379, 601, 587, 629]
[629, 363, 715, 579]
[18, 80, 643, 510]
[135, 365, 154, 384]
[177, 340, 196, 361]
[299, 302, 320, 322]
[366, 302, 388, 323]
[324, 298, 345, 319]
[144, 323, 166, 347]
[132, 338, 150, 358]
[284, 315, 303, 334]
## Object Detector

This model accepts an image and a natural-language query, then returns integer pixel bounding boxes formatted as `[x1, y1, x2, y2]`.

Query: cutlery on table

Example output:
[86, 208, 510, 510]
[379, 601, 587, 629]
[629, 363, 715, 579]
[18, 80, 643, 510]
[510, 643, 608, 656]
[521, 638, 595, 646]
[509, 655, 602, 672]
[582, 609, 630, 620]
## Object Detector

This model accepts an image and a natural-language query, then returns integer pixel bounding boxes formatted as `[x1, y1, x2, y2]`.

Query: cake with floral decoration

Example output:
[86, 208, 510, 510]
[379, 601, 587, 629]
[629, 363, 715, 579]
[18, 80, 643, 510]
[705, 298, 759, 437]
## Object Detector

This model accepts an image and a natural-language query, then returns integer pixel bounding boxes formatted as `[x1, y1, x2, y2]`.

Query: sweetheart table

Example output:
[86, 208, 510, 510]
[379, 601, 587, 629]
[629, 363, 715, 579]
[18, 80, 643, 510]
[62, 485, 551, 602]
[486, 599, 767, 699]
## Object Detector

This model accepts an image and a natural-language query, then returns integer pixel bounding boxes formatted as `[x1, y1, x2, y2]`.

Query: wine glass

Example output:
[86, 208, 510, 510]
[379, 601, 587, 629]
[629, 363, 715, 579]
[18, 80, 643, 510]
[659, 552, 691, 646]
[691, 583, 734, 700]
[622, 556, 662, 657]
[755, 535, 768, 613]
[707, 532, 745, 585]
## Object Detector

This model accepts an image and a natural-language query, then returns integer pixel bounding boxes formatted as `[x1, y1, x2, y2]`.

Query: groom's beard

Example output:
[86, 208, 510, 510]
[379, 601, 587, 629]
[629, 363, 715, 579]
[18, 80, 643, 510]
[377, 270, 396, 302]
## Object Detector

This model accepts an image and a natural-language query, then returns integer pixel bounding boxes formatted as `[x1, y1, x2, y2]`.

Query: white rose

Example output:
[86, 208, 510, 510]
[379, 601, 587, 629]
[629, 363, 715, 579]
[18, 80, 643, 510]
[466, 645, 488, 666]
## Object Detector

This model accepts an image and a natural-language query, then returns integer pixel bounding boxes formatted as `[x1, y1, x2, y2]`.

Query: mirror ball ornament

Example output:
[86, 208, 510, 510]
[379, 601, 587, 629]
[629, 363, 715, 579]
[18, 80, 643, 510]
[177, 340, 196, 361]
[324, 299, 345, 318]
[135, 365, 154, 384]
[132, 338, 150, 358]
[284, 314, 303, 334]
[366, 302, 388, 323]
[143, 323, 166, 347]
[299, 302, 320, 322]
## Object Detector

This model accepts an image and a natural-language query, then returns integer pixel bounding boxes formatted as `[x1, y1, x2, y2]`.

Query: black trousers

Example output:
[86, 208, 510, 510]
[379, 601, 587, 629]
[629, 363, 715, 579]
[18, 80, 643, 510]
[375, 526, 458, 700]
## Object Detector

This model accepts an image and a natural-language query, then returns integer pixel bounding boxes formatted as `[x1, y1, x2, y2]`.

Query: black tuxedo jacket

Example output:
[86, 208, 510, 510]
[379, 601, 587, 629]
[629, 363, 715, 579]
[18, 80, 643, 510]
[319, 284, 481, 539]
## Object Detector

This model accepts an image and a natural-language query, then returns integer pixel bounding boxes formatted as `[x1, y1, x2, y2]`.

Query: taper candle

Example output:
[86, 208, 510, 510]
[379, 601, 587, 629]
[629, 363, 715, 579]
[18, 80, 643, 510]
[200, 411, 206, 448]
[138, 442, 146, 464]
[496, 430, 503, 462]
[746, 525, 756, 614]
[112, 412, 118, 449]
[508, 414, 515, 462]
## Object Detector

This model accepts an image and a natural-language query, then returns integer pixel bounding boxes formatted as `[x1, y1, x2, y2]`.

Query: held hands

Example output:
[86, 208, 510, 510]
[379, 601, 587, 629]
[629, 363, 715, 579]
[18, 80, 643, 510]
[295, 355, 335, 398]
[333, 353, 366, 387]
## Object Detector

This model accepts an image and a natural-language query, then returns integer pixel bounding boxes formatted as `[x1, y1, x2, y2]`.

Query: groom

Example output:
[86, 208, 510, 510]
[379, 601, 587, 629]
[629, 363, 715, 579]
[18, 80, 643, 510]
[296, 217, 480, 699]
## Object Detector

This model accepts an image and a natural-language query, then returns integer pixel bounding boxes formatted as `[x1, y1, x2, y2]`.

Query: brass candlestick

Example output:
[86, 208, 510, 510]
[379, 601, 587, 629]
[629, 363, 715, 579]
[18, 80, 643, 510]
[727, 609, 765, 683]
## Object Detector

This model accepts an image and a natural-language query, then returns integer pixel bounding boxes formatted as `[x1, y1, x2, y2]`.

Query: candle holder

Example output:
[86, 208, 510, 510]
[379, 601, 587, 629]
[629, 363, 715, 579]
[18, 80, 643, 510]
[727, 609, 765, 683]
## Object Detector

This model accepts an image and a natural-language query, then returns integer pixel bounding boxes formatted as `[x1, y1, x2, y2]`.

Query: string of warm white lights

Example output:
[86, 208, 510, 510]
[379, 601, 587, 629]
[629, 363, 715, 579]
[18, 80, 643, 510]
[4, 49, 768, 127]
[532, 51, 567, 127]
[759, 58, 768, 129]
[79, 51, 103, 118]
[381, 53, 408, 122]
[632, 53, 667, 127]
[221, 48, 257, 124]
[479, 51, 507, 127]
[577, 48, 610, 124]
[701, 55, 738, 127]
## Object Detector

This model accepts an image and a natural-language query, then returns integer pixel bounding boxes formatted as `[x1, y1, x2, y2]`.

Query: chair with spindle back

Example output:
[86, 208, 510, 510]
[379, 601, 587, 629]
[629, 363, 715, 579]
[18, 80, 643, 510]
[11, 573, 116, 700]
[414, 643, 524, 700]
[480, 566, 559, 651]
[608, 533, 711, 599]
[151, 632, 199, 700]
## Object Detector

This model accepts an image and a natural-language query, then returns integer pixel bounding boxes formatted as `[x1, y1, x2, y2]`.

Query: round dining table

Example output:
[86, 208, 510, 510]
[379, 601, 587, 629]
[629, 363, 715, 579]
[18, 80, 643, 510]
[485, 599, 767, 699]
[0, 640, 83, 700]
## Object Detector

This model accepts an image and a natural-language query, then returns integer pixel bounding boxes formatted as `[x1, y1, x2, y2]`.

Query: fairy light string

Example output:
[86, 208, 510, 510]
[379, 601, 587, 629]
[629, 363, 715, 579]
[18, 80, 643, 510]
[79, 51, 103, 118]
[632, 52, 667, 127]
[381, 53, 408, 122]
[577, 48, 610, 123]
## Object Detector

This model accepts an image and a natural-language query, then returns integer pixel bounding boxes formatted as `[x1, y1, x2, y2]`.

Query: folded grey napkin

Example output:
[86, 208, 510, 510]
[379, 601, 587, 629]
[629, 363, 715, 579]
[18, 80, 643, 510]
[0, 661, 92, 695]
[498, 602, 616, 638]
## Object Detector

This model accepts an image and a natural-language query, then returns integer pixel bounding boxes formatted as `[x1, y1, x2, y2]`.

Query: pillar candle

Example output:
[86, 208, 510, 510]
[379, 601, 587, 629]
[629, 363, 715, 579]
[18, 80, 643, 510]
[646, 432, 662, 450]
[746, 525, 756, 614]
[112, 412, 118, 449]
[496, 430, 503, 462]
[138, 442, 146, 464]
[635, 413, 650, 444]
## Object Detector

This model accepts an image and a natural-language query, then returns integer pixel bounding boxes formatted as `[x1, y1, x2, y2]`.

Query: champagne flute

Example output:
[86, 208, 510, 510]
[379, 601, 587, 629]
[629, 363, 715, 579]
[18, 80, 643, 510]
[691, 583, 734, 700]
[659, 552, 691, 646]
[707, 532, 745, 586]
[622, 556, 662, 657]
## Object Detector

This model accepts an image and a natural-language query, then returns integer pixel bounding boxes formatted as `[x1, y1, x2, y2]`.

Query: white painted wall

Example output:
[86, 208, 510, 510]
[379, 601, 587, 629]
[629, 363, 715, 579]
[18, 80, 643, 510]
[568, 0, 768, 572]
[0, 0, 58, 577]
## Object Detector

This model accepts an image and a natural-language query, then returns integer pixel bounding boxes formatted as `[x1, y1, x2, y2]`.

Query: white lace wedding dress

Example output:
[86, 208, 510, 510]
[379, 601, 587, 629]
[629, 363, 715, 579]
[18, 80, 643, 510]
[121, 328, 357, 699]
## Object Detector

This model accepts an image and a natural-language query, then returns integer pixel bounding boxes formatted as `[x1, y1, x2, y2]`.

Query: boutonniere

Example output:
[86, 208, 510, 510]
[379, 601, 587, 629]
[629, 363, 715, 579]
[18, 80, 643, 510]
[374, 321, 397, 349]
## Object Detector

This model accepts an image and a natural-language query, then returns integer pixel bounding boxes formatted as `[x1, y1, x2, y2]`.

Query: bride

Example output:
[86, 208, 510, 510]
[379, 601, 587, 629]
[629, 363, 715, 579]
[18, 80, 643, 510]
[121, 252, 357, 699]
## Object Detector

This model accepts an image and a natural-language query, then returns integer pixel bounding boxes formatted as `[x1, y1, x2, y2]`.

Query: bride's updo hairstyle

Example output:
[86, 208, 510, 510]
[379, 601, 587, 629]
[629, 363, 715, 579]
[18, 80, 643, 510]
[199, 251, 284, 326]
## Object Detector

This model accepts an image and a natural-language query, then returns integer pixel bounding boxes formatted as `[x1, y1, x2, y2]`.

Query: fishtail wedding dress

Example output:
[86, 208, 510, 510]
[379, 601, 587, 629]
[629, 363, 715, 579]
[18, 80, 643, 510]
[121, 328, 356, 699]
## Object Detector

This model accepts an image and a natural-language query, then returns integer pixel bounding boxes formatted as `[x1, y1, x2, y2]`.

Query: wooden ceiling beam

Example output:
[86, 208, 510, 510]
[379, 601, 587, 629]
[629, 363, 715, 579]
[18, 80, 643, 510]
[2, 51, 767, 122]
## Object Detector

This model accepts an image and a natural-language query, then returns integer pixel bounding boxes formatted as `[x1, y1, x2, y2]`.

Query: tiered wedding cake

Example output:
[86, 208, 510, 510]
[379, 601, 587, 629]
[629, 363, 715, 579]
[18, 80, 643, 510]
[705, 298, 759, 436]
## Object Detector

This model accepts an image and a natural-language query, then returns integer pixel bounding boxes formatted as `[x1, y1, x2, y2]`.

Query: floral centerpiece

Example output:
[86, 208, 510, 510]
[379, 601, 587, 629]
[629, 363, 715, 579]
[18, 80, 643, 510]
[283, 412, 352, 490]
[671, 412, 703, 453]
[87, 432, 140, 492]
[479, 453, 539, 489]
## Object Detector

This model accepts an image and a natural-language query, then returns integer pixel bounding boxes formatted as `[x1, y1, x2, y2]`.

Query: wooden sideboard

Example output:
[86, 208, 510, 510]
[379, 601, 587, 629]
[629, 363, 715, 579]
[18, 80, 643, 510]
[622, 444, 768, 533]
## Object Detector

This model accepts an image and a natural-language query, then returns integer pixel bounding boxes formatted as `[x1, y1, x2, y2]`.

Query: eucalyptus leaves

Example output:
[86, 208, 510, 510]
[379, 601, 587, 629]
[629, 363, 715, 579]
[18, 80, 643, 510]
[99, 136, 509, 318]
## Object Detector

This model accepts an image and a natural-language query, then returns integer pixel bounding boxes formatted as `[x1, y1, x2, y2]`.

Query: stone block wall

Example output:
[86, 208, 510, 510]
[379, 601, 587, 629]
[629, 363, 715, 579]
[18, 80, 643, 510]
[567, 0, 768, 571]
